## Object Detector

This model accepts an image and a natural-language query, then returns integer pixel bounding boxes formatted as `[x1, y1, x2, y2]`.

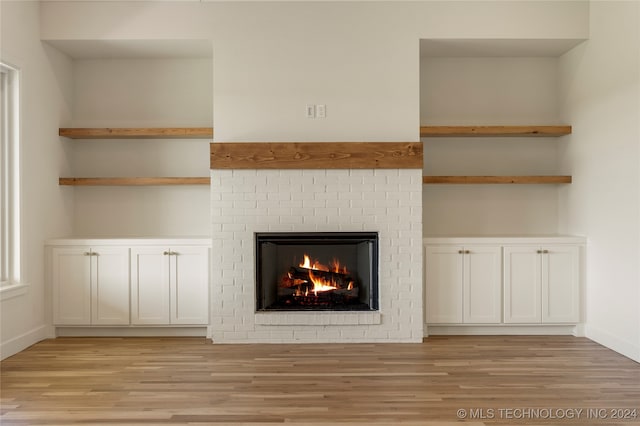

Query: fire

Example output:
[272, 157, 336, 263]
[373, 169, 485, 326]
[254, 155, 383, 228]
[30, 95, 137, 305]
[299, 254, 349, 295]
[330, 258, 348, 275]
[300, 254, 319, 270]
[300, 254, 347, 274]
[308, 269, 338, 294]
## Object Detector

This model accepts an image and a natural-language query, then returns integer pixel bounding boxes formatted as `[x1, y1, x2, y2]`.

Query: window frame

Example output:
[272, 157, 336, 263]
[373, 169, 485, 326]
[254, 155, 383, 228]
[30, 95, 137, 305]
[0, 60, 25, 301]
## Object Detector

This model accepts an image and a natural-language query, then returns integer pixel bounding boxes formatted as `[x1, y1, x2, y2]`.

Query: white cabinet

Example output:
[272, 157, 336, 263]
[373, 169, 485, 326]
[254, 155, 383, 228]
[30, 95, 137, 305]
[130, 247, 170, 325]
[463, 246, 502, 323]
[52, 246, 129, 325]
[49, 238, 210, 330]
[52, 248, 91, 325]
[131, 245, 209, 325]
[424, 237, 583, 330]
[169, 246, 209, 325]
[542, 245, 580, 323]
[425, 245, 463, 323]
[425, 245, 501, 324]
[503, 246, 540, 323]
[504, 245, 580, 324]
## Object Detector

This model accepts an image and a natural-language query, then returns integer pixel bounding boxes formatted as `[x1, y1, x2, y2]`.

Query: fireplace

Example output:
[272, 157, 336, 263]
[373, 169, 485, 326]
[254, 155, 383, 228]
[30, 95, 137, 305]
[256, 232, 379, 311]
[210, 141, 424, 343]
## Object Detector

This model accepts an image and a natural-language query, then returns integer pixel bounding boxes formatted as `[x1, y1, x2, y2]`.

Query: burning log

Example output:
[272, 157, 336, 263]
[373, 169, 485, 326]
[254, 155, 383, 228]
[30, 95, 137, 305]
[334, 287, 359, 297]
[279, 274, 308, 288]
[288, 266, 356, 290]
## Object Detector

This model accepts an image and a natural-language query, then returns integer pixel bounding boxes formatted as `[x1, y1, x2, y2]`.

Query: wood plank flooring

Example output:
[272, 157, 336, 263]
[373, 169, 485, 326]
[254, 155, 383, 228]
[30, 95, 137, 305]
[1, 336, 639, 425]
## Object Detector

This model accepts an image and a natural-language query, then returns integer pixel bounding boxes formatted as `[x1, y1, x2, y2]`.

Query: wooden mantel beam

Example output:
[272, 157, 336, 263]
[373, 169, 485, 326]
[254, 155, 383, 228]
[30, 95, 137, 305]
[210, 142, 423, 169]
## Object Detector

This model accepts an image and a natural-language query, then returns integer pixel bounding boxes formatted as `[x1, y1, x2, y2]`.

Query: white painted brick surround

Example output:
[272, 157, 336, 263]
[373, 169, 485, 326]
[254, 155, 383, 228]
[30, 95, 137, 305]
[210, 169, 423, 343]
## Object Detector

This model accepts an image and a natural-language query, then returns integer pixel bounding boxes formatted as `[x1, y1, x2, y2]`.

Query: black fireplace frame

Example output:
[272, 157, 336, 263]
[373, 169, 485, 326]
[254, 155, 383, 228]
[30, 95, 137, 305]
[255, 232, 379, 312]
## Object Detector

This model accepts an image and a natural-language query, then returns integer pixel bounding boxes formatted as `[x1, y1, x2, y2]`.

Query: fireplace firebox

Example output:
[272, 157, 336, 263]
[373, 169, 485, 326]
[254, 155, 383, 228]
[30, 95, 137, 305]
[255, 232, 379, 311]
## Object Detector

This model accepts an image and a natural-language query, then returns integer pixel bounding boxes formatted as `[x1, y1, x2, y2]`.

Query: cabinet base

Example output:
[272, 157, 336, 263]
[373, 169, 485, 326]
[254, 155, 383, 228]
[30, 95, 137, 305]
[55, 327, 208, 337]
[426, 324, 582, 337]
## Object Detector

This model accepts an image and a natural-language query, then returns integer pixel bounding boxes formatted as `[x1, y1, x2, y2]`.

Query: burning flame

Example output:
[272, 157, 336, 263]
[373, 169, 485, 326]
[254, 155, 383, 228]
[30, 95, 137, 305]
[300, 255, 347, 274]
[299, 254, 349, 295]
[308, 269, 338, 294]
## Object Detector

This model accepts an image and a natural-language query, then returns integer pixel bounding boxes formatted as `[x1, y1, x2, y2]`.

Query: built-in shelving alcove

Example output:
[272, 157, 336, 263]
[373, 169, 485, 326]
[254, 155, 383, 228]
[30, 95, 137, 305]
[420, 38, 583, 236]
[47, 39, 214, 237]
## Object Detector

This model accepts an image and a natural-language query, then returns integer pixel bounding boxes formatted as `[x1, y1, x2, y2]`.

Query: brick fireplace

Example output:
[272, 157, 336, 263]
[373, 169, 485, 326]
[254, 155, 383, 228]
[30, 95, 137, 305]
[209, 142, 424, 343]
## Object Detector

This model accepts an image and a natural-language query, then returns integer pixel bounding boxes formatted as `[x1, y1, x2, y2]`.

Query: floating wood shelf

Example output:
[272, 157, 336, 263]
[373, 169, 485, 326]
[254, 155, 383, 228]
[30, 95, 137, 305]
[59, 127, 214, 139]
[423, 176, 572, 184]
[59, 177, 211, 186]
[420, 125, 572, 137]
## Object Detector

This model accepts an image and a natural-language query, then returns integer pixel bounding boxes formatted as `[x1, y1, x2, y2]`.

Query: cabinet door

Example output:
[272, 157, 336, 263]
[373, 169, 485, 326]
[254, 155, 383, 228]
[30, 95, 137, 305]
[131, 247, 170, 325]
[52, 248, 91, 325]
[170, 246, 209, 325]
[542, 245, 580, 323]
[504, 246, 542, 323]
[91, 247, 130, 325]
[425, 245, 463, 324]
[463, 246, 502, 324]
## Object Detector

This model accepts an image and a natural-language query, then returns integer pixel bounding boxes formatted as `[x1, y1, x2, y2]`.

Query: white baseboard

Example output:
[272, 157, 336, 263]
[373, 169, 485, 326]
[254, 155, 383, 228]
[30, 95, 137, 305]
[585, 324, 640, 363]
[572, 323, 586, 337]
[426, 324, 579, 336]
[0, 325, 50, 360]
[55, 327, 208, 337]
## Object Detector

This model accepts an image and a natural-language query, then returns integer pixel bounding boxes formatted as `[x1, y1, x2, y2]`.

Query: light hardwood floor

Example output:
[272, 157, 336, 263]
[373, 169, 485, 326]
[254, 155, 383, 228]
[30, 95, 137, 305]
[1, 336, 639, 425]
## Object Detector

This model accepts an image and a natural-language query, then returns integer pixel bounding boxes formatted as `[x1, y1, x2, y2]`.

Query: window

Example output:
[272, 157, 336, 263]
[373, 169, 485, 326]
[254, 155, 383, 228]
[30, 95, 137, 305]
[0, 61, 22, 297]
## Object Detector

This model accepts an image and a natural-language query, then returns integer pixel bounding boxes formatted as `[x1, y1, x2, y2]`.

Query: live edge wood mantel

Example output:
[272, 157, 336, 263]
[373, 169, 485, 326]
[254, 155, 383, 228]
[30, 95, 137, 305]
[210, 142, 423, 169]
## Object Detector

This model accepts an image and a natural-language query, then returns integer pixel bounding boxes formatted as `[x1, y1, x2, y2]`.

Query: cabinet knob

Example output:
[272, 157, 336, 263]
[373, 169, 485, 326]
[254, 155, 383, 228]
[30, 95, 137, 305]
[171, 251, 178, 256]
[458, 250, 464, 254]
[84, 252, 91, 256]
[163, 251, 170, 255]
[542, 249, 549, 254]
[465, 250, 470, 254]
[537, 250, 543, 254]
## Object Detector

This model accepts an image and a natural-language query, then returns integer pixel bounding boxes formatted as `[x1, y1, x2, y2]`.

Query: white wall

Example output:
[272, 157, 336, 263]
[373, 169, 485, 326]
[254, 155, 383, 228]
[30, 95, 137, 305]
[0, 1, 73, 359]
[558, 1, 640, 362]
[69, 58, 212, 237]
[211, 2, 418, 142]
[421, 57, 561, 125]
[421, 57, 563, 235]
[71, 58, 212, 128]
